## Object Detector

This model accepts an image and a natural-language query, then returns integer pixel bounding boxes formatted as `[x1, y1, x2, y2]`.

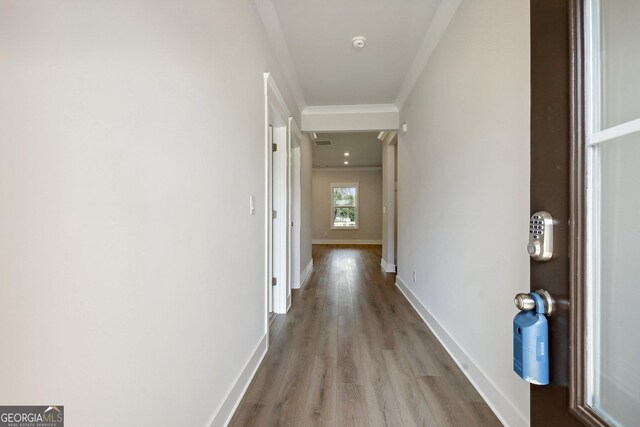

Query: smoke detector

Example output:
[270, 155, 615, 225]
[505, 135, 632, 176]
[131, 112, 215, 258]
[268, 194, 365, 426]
[351, 36, 366, 49]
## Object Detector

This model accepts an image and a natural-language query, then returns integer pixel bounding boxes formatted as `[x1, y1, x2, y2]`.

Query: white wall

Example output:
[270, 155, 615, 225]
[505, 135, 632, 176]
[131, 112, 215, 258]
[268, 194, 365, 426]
[299, 133, 313, 278]
[0, 1, 298, 426]
[312, 169, 382, 243]
[397, 0, 530, 426]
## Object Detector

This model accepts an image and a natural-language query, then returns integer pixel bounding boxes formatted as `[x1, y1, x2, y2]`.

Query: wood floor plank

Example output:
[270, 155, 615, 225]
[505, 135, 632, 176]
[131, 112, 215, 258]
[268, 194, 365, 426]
[416, 375, 481, 427]
[358, 334, 405, 427]
[383, 349, 438, 427]
[468, 402, 503, 427]
[229, 245, 500, 427]
[315, 298, 338, 359]
[337, 383, 369, 427]
[337, 313, 362, 384]
[300, 356, 337, 427]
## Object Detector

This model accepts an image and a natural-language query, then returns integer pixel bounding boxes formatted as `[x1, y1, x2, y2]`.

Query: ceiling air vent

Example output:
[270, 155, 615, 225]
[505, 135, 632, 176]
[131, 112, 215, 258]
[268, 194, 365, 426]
[314, 140, 332, 146]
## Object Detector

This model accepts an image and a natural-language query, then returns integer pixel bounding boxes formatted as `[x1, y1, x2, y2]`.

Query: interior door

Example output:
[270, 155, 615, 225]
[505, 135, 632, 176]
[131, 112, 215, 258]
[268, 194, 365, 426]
[271, 123, 287, 315]
[530, 1, 640, 425]
[268, 124, 274, 319]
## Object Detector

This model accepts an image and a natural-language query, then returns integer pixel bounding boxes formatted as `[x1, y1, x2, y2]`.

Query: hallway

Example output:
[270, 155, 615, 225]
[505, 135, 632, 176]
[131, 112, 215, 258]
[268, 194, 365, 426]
[230, 245, 501, 426]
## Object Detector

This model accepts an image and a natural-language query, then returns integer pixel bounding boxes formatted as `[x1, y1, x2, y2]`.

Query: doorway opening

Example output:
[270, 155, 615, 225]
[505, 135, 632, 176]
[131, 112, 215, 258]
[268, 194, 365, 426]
[307, 130, 398, 274]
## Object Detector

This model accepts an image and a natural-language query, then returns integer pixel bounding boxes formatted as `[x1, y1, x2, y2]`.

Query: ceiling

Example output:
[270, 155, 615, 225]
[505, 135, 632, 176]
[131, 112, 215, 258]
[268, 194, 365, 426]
[312, 132, 382, 168]
[270, 0, 442, 106]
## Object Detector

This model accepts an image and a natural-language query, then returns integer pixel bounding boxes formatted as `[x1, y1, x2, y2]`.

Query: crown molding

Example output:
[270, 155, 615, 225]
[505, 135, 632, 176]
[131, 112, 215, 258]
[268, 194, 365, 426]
[303, 104, 398, 115]
[254, 0, 307, 113]
[394, 0, 462, 109]
[312, 166, 382, 172]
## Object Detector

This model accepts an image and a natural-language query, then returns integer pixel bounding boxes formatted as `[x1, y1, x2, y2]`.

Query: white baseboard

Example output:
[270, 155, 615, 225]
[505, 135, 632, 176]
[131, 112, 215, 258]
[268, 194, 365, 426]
[208, 334, 268, 427]
[312, 239, 382, 245]
[299, 259, 313, 289]
[380, 258, 396, 273]
[395, 276, 528, 427]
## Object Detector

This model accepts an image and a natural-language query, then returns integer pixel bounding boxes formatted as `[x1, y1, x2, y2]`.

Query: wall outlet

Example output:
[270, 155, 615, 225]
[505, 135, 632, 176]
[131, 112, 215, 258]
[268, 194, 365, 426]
[324, 231, 328, 236]
[413, 270, 416, 283]
[249, 195, 255, 215]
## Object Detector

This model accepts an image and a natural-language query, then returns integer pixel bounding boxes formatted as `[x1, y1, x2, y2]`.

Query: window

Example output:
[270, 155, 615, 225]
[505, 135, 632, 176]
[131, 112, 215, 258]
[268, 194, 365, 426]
[584, 1, 640, 424]
[331, 183, 358, 229]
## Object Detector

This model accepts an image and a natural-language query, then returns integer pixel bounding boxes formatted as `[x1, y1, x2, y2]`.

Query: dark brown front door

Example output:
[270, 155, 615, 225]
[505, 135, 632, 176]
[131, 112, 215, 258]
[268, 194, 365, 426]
[532, 1, 640, 425]
[530, 1, 583, 425]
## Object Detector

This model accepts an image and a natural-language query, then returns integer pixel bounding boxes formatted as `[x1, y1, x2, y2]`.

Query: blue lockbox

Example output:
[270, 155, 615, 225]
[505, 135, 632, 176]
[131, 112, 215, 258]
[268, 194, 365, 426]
[513, 292, 549, 385]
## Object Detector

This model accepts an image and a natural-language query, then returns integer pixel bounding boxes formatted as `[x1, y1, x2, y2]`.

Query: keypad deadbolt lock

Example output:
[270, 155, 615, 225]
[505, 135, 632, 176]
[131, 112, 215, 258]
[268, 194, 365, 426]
[527, 211, 553, 262]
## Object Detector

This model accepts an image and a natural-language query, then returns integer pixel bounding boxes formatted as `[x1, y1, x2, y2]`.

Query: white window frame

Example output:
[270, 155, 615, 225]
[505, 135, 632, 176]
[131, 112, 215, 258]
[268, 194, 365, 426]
[585, 1, 640, 423]
[330, 182, 359, 230]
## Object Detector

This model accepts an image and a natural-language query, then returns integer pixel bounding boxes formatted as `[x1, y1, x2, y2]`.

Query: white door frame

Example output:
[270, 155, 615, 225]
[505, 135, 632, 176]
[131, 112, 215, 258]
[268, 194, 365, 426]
[288, 118, 302, 295]
[264, 73, 291, 329]
[381, 132, 398, 273]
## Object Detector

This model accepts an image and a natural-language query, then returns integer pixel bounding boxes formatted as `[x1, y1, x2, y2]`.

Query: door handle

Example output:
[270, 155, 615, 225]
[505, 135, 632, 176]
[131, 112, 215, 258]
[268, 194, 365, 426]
[514, 289, 554, 315]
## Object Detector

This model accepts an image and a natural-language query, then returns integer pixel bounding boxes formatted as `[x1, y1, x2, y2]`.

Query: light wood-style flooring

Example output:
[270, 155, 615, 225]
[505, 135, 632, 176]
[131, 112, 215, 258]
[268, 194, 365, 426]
[229, 245, 502, 426]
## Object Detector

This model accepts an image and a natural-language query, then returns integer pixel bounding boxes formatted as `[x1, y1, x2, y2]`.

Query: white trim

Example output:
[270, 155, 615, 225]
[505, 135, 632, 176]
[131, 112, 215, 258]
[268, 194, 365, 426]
[299, 259, 313, 289]
[289, 117, 302, 147]
[313, 166, 382, 172]
[264, 72, 291, 118]
[254, 0, 306, 113]
[303, 104, 398, 114]
[382, 131, 398, 146]
[312, 239, 382, 245]
[289, 118, 302, 297]
[265, 73, 292, 319]
[585, 0, 600, 405]
[380, 258, 396, 273]
[381, 141, 396, 279]
[208, 334, 268, 427]
[263, 75, 272, 336]
[395, 0, 463, 109]
[589, 117, 640, 146]
[395, 276, 528, 427]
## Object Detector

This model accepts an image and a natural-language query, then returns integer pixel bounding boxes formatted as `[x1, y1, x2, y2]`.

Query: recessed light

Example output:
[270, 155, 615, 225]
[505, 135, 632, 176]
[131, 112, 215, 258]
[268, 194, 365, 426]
[344, 152, 350, 156]
[352, 36, 366, 49]
[344, 161, 349, 165]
